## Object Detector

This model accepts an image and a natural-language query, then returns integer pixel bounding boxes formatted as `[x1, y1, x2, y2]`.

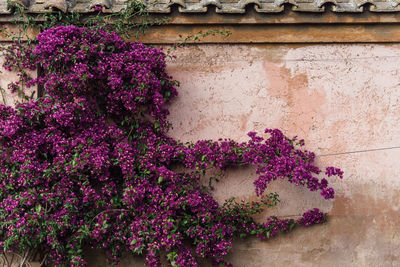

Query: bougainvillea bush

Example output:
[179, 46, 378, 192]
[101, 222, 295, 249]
[0, 25, 343, 266]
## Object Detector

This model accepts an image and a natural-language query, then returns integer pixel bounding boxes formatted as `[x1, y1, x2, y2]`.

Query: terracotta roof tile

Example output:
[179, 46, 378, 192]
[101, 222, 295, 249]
[0, 0, 399, 14]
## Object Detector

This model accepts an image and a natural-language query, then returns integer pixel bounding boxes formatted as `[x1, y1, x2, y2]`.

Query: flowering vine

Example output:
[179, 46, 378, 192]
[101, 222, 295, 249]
[0, 25, 343, 266]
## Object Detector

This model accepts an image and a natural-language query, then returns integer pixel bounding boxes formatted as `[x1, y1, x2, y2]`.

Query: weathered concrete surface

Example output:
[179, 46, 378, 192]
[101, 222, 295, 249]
[163, 44, 400, 266]
[4, 21, 400, 44]
[135, 24, 400, 44]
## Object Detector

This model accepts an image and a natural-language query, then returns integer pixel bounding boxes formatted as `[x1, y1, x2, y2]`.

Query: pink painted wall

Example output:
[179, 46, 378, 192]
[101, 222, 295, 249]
[2, 43, 399, 266]
[164, 44, 400, 266]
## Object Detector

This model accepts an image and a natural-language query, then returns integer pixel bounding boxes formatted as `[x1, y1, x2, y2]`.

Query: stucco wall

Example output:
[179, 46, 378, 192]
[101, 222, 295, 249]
[164, 43, 400, 266]
[1, 41, 399, 266]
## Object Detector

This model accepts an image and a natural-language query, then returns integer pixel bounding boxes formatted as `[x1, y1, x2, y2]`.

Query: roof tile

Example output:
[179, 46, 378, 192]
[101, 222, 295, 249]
[0, 0, 399, 14]
[42, 0, 70, 12]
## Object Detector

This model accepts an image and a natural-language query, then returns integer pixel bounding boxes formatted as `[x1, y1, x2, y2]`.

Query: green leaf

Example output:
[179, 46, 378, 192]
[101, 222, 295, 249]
[154, 121, 160, 130]
[167, 251, 178, 264]
[35, 205, 42, 214]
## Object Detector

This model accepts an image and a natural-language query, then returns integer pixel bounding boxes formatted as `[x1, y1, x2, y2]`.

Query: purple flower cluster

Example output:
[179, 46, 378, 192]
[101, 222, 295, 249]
[0, 25, 343, 266]
[257, 217, 295, 240]
[176, 129, 341, 200]
[297, 208, 327, 227]
[29, 25, 176, 127]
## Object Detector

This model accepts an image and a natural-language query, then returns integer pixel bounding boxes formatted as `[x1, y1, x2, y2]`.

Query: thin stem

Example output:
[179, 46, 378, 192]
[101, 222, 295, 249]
[90, 208, 128, 223]
[2, 252, 10, 267]
[40, 253, 48, 267]
[28, 248, 37, 262]
[10, 252, 15, 266]
[19, 249, 30, 267]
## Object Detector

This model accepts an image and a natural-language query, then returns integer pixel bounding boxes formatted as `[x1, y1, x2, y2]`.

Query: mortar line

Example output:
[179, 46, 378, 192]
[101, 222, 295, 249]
[274, 214, 400, 218]
[169, 55, 400, 64]
[283, 55, 400, 62]
[318, 146, 400, 157]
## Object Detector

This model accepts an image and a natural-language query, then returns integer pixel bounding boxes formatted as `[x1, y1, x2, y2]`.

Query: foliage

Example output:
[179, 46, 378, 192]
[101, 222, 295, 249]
[0, 4, 343, 266]
[6, 0, 166, 38]
[1, 0, 230, 106]
[0, 25, 343, 266]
